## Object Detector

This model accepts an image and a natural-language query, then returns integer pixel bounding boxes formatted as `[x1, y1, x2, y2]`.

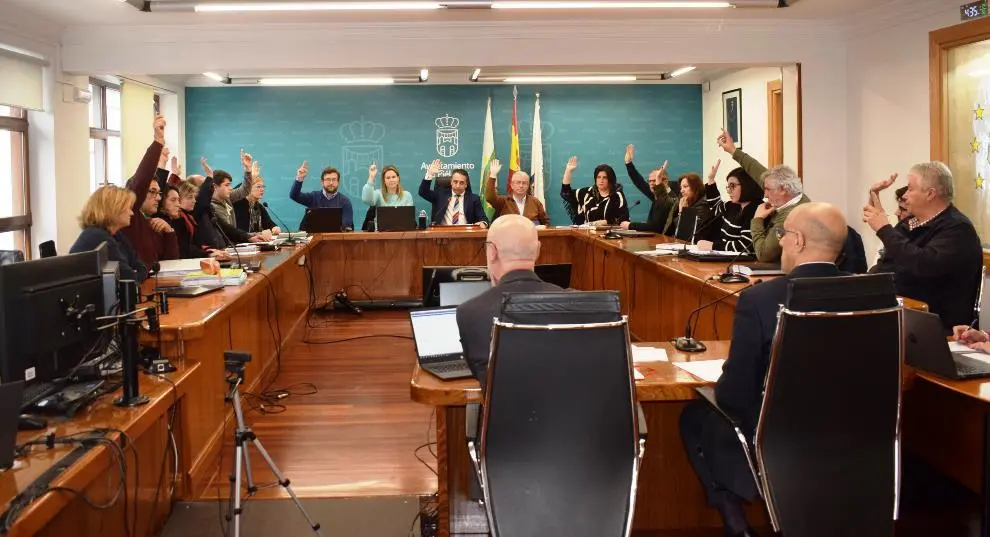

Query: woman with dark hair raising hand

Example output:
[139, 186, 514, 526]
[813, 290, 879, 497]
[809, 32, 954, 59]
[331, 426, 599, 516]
[560, 156, 629, 225]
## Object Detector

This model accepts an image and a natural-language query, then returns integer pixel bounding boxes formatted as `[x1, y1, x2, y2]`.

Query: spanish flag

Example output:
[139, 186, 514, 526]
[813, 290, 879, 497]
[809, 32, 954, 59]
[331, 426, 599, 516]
[507, 86, 521, 193]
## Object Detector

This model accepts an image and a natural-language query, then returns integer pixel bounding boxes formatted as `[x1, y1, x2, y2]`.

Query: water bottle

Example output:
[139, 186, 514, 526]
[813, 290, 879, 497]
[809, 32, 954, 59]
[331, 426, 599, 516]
[418, 209, 428, 230]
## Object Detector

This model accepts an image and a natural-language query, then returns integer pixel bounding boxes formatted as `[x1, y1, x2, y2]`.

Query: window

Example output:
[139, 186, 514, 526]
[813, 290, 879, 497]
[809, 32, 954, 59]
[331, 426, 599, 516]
[0, 105, 30, 258]
[89, 79, 122, 191]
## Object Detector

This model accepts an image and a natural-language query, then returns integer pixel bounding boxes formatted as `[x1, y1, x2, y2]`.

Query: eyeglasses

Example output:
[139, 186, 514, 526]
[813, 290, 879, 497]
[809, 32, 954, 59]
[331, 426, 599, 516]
[725, 183, 740, 191]
[773, 227, 797, 240]
[147, 190, 162, 199]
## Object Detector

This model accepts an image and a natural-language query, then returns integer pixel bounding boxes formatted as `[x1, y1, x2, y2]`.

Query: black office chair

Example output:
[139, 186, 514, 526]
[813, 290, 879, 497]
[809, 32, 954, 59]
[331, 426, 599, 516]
[0, 250, 24, 266]
[698, 273, 901, 536]
[361, 206, 376, 232]
[465, 291, 645, 537]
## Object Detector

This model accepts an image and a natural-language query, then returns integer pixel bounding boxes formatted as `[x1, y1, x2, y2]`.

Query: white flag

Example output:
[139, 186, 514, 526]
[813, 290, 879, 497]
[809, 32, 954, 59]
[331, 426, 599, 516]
[531, 94, 545, 204]
[480, 96, 496, 219]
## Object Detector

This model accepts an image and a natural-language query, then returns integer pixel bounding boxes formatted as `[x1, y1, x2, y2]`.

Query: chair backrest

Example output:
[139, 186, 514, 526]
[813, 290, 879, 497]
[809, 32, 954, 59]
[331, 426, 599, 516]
[38, 241, 57, 259]
[756, 300, 902, 536]
[361, 205, 376, 232]
[480, 317, 639, 537]
[835, 225, 868, 274]
[498, 290, 620, 325]
[976, 265, 989, 330]
[785, 273, 898, 313]
[0, 250, 24, 266]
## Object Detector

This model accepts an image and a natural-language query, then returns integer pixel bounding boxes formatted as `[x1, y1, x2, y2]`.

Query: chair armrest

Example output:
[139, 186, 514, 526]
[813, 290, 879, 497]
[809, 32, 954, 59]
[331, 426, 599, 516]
[695, 386, 744, 429]
[636, 402, 648, 440]
[465, 403, 480, 443]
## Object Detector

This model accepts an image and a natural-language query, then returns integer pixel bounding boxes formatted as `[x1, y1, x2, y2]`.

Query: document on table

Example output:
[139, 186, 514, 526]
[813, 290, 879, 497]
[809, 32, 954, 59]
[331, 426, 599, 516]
[635, 249, 678, 256]
[948, 341, 971, 354]
[631, 345, 669, 363]
[674, 359, 726, 383]
[634, 368, 645, 380]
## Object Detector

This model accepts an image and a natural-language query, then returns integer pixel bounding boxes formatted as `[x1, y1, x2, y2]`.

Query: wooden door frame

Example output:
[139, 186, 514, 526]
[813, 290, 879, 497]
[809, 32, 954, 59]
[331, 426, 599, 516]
[930, 17, 990, 161]
[767, 79, 784, 167]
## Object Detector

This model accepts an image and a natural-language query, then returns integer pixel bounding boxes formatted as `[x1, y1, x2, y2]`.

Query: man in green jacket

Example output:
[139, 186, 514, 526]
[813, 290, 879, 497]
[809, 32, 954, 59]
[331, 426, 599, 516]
[718, 130, 810, 262]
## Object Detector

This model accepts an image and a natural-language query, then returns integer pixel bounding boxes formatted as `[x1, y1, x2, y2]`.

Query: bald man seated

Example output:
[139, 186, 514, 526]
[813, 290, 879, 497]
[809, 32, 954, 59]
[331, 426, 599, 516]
[679, 202, 849, 537]
[484, 159, 550, 225]
[456, 214, 563, 389]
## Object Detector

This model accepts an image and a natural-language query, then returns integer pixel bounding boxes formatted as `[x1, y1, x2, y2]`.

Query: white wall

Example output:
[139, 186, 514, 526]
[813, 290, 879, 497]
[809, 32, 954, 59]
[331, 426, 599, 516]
[121, 80, 155, 176]
[702, 66, 800, 193]
[846, 1, 969, 260]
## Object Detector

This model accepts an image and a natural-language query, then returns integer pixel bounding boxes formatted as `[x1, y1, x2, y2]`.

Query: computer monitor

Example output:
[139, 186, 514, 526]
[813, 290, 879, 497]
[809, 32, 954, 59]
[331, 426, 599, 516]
[0, 247, 105, 387]
[421, 263, 573, 306]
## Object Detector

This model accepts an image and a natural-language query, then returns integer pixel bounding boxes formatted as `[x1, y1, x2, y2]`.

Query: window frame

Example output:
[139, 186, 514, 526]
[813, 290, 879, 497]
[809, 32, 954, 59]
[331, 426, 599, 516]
[0, 106, 31, 257]
[89, 78, 121, 190]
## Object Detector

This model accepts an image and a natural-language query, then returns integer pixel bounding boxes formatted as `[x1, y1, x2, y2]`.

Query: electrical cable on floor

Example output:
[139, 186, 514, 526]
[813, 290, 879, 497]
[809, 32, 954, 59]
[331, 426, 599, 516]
[303, 334, 414, 345]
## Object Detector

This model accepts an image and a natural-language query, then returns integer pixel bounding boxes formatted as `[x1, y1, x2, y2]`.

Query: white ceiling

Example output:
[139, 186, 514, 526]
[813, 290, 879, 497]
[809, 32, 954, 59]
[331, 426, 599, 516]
[3, 0, 891, 28]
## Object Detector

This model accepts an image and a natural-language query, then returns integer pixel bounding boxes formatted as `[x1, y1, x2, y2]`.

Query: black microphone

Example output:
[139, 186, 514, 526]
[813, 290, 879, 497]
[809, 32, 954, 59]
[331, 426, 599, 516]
[675, 282, 755, 353]
[262, 202, 297, 245]
[631, 199, 642, 208]
[718, 251, 750, 284]
[212, 216, 247, 271]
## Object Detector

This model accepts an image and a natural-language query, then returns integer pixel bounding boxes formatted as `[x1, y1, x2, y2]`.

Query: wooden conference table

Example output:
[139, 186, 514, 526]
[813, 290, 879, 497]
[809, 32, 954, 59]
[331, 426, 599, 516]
[0, 226, 982, 536]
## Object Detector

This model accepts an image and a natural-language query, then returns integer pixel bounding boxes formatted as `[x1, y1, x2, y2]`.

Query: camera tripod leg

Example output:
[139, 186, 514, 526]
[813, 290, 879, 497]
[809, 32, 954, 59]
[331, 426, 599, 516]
[249, 436, 324, 536]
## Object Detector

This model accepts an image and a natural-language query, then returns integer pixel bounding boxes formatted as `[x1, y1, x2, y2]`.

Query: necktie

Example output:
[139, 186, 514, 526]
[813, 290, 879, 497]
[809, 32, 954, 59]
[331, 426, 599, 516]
[447, 194, 462, 224]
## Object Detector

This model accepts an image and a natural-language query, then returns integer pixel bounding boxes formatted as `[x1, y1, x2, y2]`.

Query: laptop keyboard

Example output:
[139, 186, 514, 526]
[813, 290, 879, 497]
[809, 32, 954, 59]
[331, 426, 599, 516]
[429, 362, 471, 373]
[953, 354, 990, 377]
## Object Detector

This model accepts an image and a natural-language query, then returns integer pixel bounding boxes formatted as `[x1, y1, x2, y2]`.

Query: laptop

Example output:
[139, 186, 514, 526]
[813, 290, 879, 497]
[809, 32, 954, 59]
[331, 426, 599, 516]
[0, 381, 24, 469]
[299, 207, 344, 233]
[439, 281, 490, 306]
[408, 307, 474, 380]
[376, 206, 417, 232]
[903, 309, 990, 380]
[158, 285, 224, 298]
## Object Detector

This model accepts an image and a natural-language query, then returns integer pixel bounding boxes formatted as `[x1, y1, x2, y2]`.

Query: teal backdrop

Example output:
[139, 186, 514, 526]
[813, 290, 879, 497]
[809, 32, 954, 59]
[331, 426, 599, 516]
[184, 84, 702, 228]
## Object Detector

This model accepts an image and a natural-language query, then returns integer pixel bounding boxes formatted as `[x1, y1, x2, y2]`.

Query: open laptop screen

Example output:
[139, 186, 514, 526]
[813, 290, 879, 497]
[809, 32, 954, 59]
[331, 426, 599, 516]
[439, 281, 490, 306]
[409, 308, 463, 358]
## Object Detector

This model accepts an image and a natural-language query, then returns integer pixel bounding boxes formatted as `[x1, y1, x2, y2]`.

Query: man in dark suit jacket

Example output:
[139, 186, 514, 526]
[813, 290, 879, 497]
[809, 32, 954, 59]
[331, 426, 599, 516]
[456, 214, 561, 389]
[679, 202, 849, 537]
[419, 161, 488, 227]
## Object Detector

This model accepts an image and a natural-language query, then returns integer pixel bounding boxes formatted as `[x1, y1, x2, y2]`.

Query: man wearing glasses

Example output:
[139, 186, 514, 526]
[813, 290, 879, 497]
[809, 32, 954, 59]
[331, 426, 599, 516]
[681, 202, 848, 537]
[120, 115, 179, 267]
[864, 161, 983, 332]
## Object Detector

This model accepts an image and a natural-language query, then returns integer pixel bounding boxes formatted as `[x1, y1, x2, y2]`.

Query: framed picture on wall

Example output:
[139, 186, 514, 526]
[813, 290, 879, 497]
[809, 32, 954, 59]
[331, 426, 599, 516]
[722, 89, 743, 150]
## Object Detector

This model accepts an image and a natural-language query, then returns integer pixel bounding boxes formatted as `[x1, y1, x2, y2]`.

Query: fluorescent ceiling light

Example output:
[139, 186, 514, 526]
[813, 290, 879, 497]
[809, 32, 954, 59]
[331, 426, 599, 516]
[470, 68, 482, 81]
[492, 1, 732, 9]
[194, 2, 441, 12]
[203, 72, 225, 82]
[502, 75, 637, 83]
[670, 66, 696, 77]
[419, 69, 429, 82]
[257, 77, 395, 86]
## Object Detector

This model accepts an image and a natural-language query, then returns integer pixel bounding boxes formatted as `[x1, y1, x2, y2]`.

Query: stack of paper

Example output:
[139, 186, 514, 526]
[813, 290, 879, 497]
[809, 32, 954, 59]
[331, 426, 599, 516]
[657, 243, 695, 252]
[157, 258, 207, 275]
[181, 268, 247, 287]
[226, 245, 261, 256]
[673, 359, 726, 383]
[635, 249, 678, 257]
[631, 345, 669, 363]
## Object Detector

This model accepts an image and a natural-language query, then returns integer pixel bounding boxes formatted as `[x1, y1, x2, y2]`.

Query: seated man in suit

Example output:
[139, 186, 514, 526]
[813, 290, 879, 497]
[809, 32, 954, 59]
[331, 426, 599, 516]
[419, 159, 488, 227]
[484, 159, 550, 225]
[679, 202, 848, 537]
[864, 161, 983, 331]
[456, 214, 562, 389]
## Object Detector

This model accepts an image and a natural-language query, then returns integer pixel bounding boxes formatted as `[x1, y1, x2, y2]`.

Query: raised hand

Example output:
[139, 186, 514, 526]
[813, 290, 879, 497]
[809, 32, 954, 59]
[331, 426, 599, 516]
[869, 173, 898, 196]
[158, 146, 170, 169]
[368, 162, 378, 182]
[153, 114, 166, 144]
[241, 149, 253, 171]
[251, 160, 261, 178]
[862, 192, 889, 231]
[707, 159, 721, 183]
[296, 160, 309, 181]
[565, 156, 578, 173]
[717, 129, 736, 154]
[200, 156, 214, 178]
[489, 158, 502, 178]
[170, 155, 182, 177]
[427, 159, 442, 179]
[624, 144, 634, 164]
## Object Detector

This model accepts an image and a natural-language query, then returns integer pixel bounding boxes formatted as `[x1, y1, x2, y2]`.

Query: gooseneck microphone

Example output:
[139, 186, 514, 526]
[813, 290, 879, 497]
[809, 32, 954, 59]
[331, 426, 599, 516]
[718, 251, 750, 284]
[675, 281, 756, 353]
[212, 216, 247, 271]
[262, 202, 297, 245]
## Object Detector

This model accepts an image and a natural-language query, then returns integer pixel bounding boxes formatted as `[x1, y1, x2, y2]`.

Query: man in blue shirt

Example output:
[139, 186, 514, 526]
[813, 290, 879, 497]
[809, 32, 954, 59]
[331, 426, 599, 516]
[289, 160, 354, 230]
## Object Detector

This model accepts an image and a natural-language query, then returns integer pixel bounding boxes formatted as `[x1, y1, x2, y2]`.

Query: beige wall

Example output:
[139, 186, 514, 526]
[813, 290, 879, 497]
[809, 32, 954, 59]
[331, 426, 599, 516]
[121, 80, 155, 179]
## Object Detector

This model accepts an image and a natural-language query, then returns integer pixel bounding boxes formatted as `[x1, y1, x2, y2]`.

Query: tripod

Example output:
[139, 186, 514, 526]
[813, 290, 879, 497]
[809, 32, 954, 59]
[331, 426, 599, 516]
[224, 374, 323, 537]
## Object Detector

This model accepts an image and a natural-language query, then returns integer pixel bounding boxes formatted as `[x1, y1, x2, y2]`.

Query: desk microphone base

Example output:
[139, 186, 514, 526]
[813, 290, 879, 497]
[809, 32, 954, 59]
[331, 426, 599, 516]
[674, 337, 708, 353]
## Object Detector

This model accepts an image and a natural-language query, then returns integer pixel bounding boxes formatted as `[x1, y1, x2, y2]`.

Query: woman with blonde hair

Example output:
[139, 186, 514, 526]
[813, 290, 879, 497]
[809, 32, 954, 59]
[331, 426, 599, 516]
[70, 185, 148, 281]
[362, 162, 414, 230]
